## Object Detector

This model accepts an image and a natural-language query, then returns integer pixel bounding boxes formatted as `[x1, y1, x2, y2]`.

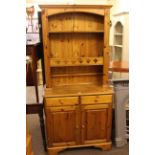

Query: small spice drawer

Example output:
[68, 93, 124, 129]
[81, 95, 112, 105]
[45, 97, 79, 107]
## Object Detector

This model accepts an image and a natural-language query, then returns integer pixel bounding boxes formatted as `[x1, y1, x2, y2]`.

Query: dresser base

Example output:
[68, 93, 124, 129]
[47, 142, 112, 155]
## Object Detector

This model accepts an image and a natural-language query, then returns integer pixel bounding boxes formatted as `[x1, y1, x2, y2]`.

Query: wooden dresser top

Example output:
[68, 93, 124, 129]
[39, 5, 112, 9]
[44, 84, 114, 98]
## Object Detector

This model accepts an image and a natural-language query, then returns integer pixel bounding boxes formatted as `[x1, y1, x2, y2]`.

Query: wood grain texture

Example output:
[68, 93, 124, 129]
[45, 97, 78, 107]
[44, 85, 113, 98]
[41, 9, 51, 87]
[45, 105, 79, 147]
[82, 107, 108, 142]
[41, 5, 113, 153]
[26, 120, 34, 155]
[49, 34, 103, 58]
[49, 57, 104, 67]
[103, 9, 110, 85]
[47, 142, 112, 155]
[81, 95, 112, 104]
[41, 6, 109, 87]
[39, 5, 112, 17]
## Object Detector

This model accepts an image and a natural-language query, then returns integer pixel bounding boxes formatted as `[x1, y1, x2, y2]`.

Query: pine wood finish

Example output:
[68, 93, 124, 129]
[40, 5, 113, 155]
[26, 119, 34, 155]
[41, 5, 112, 87]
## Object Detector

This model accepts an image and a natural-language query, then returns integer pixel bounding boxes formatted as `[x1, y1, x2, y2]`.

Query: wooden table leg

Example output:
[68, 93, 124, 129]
[31, 46, 39, 103]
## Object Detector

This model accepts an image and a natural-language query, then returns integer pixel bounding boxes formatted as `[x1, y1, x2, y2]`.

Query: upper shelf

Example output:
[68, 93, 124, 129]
[114, 33, 122, 36]
[48, 12, 104, 34]
[114, 45, 123, 48]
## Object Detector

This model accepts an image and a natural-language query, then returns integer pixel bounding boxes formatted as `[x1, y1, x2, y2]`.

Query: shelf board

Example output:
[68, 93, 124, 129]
[114, 33, 122, 36]
[49, 30, 104, 33]
[44, 84, 114, 98]
[114, 45, 123, 48]
[50, 63, 104, 67]
[50, 57, 104, 67]
[52, 73, 103, 78]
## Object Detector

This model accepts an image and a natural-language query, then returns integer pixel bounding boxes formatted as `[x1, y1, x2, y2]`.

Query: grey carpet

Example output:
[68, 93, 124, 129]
[26, 85, 44, 104]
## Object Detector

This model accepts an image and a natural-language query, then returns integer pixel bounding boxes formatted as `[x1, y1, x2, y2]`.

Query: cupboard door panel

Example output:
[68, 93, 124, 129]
[46, 106, 79, 147]
[81, 104, 110, 144]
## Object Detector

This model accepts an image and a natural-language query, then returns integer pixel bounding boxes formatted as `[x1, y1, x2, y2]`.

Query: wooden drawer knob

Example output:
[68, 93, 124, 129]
[94, 99, 98, 102]
[59, 100, 64, 104]
[75, 126, 79, 129]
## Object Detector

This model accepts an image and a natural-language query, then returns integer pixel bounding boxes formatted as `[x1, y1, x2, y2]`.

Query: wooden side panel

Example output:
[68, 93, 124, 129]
[81, 104, 109, 144]
[103, 9, 110, 85]
[46, 106, 79, 147]
[41, 9, 51, 87]
[106, 102, 112, 141]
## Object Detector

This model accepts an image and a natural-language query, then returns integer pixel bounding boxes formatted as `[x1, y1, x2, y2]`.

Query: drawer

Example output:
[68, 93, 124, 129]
[82, 104, 109, 110]
[45, 105, 77, 112]
[81, 95, 112, 105]
[45, 97, 78, 107]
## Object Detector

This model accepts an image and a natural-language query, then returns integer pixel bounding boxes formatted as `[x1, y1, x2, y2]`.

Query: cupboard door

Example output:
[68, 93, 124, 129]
[45, 105, 80, 147]
[81, 103, 112, 144]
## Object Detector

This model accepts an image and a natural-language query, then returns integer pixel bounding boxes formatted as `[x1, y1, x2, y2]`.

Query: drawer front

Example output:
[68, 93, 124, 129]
[45, 97, 78, 107]
[81, 95, 112, 105]
[45, 105, 77, 112]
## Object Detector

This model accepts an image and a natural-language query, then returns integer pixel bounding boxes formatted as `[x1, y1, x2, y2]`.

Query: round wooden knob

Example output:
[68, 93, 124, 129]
[59, 100, 63, 104]
[94, 99, 98, 102]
